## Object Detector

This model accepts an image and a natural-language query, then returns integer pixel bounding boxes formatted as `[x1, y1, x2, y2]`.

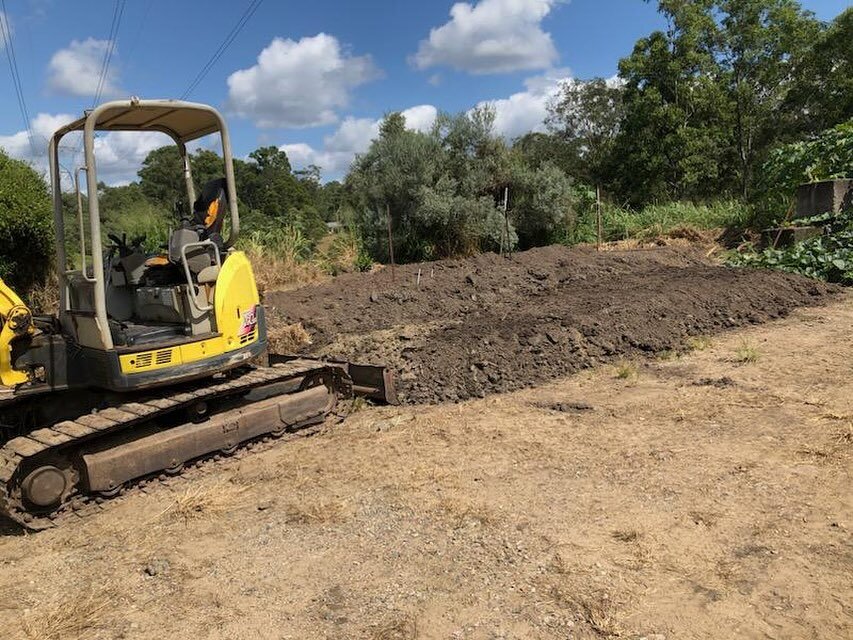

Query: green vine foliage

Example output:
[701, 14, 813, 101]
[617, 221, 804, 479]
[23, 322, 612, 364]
[728, 208, 853, 284]
[756, 120, 853, 225]
[0, 150, 54, 293]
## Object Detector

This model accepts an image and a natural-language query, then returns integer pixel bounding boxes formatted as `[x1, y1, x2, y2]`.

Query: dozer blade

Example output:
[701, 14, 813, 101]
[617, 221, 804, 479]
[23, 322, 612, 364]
[269, 355, 398, 405]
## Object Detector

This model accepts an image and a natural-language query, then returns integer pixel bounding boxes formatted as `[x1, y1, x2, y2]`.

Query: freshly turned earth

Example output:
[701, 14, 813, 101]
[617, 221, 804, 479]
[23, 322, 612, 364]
[267, 245, 837, 404]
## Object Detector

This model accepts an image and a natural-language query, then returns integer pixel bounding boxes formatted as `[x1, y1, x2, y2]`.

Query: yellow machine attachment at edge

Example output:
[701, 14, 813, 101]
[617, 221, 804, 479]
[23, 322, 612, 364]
[0, 277, 34, 387]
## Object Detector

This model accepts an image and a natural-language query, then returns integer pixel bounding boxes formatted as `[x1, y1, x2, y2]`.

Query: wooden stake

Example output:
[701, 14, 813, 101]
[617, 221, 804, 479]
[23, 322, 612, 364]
[596, 184, 602, 251]
[386, 203, 395, 282]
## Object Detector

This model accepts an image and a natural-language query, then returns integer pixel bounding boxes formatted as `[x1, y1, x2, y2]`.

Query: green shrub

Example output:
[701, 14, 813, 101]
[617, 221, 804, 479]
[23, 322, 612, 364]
[727, 208, 853, 284]
[755, 121, 853, 226]
[0, 150, 54, 294]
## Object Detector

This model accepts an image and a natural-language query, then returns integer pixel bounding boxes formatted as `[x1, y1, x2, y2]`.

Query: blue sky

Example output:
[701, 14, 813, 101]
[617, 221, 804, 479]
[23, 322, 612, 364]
[0, 0, 848, 184]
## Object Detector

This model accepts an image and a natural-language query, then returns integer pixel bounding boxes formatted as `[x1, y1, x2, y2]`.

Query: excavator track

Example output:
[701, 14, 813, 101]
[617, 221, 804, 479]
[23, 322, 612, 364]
[0, 358, 353, 531]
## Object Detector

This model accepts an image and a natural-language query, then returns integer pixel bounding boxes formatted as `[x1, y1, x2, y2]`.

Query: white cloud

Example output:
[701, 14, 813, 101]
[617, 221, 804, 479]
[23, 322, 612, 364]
[281, 105, 438, 179]
[227, 33, 380, 129]
[413, 0, 561, 74]
[477, 67, 571, 138]
[47, 38, 119, 97]
[0, 112, 173, 186]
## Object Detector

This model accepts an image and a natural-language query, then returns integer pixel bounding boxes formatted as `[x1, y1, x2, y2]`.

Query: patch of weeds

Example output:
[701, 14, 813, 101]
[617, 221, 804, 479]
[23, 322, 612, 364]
[284, 497, 347, 524]
[267, 321, 312, 354]
[369, 613, 419, 640]
[612, 529, 642, 543]
[656, 350, 681, 362]
[21, 589, 115, 640]
[833, 424, 853, 447]
[614, 360, 639, 380]
[159, 480, 249, 523]
[733, 340, 760, 364]
[350, 395, 369, 414]
[549, 585, 624, 638]
[687, 336, 713, 351]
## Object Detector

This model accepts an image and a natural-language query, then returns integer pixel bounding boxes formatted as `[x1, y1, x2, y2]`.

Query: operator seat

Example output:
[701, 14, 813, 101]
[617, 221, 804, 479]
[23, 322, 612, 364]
[144, 177, 229, 283]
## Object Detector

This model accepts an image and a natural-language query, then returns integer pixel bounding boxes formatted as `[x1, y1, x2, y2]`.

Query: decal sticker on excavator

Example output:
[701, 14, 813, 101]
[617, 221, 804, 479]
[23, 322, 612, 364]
[239, 307, 258, 336]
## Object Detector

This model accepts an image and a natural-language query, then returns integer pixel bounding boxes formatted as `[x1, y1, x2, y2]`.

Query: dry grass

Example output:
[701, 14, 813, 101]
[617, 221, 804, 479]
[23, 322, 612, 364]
[157, 480, 250, 524]
[267, 321, 312, 354]
[438, 498, 497, 529]
[687, 335, 713, 351]
[733, 340, 761, 364]
[369, 613, 419, 640]
[248, 251, 328, 295]
[614, 360, 639, 380]
[549, 584, 625, 638]
[283, 496, 347, 524]
[26, 273, 60, 315]
[21, 588, 115, 640]
[612, 528, 642, 543]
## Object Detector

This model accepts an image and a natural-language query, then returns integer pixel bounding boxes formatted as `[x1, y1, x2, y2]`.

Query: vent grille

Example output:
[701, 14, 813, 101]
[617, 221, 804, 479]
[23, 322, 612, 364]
[135, 353, 153, 368]
[240, 330, 257, 345]
[155, 349, 173, 365]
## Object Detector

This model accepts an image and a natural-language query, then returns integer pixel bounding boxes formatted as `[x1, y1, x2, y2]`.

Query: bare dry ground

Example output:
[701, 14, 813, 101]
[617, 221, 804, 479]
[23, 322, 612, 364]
[1, 296, 851, 639]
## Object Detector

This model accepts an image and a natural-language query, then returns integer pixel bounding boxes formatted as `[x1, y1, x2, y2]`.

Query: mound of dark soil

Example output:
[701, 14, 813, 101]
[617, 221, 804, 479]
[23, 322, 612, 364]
[266, 245, 836, 404]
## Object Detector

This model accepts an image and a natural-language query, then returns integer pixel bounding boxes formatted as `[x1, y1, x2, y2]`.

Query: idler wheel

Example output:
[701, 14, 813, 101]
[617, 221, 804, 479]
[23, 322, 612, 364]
[21, 466, 69, 508]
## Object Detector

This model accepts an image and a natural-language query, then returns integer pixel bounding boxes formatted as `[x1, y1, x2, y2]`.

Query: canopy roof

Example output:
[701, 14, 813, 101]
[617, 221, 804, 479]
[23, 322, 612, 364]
[54, 99, 223, 143]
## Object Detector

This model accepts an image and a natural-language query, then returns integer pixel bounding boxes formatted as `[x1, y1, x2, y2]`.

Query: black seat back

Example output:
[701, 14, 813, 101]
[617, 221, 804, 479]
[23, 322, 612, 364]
[192, 178, 228, 238]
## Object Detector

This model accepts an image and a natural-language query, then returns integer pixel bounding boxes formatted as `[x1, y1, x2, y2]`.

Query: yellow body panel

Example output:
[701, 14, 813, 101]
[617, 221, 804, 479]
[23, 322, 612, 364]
[0, 277, 34, 386]
[213, 250, 261, 351]
[119, 251, 261, 375]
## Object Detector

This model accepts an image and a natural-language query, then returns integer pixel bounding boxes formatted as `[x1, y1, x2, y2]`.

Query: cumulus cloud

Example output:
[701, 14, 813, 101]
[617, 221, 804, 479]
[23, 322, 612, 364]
[413, 0, 561, 74]
[0, 112, 174, 186]
[227, 33, 380, 129]
[477, 67, 571, 139]
[47, 38, 119, 97]
[282, 105, 438, 178]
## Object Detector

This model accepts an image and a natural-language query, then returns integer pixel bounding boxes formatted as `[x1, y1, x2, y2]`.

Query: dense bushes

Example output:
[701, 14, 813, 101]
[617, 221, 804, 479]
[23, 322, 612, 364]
[347, 109, 576, 262]
[0, 150, 53, 293]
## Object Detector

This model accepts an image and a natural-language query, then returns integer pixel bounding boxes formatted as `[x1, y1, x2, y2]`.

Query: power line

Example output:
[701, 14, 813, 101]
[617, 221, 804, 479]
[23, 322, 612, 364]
[0, 0, 36, 155]
[180, 0, 263, 100]
[69, 0, 125, 172]
[93, 0, 126, 108]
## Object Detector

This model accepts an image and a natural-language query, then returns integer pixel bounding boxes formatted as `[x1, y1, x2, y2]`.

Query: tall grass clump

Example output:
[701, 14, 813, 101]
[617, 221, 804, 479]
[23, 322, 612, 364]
[567, 199, 749, 244]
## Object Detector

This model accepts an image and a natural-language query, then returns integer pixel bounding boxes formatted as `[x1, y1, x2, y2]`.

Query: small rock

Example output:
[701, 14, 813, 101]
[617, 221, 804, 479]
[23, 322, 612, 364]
[257, 500, 274, 511]
[369, 292, 380, 303]
[144, 558, 170, 577]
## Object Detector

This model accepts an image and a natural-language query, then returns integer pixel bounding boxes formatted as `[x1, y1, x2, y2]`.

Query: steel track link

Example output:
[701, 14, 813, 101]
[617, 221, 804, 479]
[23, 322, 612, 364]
[0, 358, 348, 531]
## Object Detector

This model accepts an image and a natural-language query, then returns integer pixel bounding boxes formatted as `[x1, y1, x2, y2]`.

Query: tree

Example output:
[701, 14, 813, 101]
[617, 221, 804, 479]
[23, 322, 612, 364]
[138, 146, 185, 209]
[784, 7, 853, 135]
[546, 78, 625, 184]
[0, 150, 53, 294]
[716, 0, 821, 199]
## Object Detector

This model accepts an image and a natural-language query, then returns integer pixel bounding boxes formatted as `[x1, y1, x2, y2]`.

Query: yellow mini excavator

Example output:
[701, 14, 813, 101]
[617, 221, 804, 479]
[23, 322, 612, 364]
[0, 99, 394, 530]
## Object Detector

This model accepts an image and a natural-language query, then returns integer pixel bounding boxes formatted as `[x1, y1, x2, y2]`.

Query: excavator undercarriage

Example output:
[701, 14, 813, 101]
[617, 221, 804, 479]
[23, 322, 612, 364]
[0, 356, 394, 530]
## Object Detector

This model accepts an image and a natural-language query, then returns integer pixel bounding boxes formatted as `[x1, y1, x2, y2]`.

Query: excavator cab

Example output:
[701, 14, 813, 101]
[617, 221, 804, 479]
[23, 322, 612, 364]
[4, 98, 266, 392]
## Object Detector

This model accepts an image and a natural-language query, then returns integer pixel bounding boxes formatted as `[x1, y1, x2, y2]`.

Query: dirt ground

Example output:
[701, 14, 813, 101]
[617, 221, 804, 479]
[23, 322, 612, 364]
[267, 245, 836, 403]
[1, 285, 849, 638]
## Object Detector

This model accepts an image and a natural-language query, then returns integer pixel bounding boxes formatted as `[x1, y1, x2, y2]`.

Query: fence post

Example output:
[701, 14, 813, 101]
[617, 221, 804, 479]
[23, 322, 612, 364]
[596, 184, 602, 251]
[386, 203, 395, 282]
